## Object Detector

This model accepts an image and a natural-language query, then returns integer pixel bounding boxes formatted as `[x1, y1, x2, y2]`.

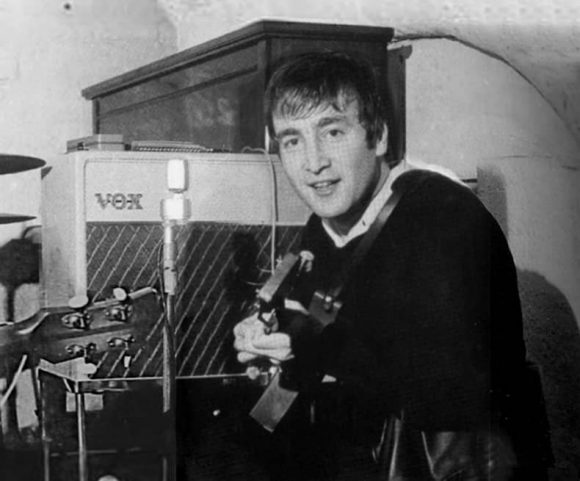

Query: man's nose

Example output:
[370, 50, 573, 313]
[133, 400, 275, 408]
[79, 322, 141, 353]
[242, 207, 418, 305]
[304, 140, 330, 173]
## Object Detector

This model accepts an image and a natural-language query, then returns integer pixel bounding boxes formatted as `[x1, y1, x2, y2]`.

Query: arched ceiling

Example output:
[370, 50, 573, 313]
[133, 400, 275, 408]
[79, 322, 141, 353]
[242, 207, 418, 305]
[394, 22, 580, 150]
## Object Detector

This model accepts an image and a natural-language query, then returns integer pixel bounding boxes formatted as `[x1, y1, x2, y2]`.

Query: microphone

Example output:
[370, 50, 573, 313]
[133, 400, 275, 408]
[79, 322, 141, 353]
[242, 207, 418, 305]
[160, 159, 191, 295]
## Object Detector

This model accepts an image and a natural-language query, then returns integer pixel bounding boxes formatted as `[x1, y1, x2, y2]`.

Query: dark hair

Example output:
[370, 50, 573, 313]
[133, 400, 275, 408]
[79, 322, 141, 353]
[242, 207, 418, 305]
[265, 51, 388, 150]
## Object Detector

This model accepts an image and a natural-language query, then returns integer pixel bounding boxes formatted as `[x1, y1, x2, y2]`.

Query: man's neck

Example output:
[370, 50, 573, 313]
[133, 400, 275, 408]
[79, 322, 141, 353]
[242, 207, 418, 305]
[327, 161, 391, 236]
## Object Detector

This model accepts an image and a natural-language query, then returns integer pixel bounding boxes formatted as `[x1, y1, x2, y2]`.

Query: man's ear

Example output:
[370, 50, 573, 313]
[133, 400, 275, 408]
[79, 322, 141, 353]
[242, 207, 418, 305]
[374, 124, 388, 157]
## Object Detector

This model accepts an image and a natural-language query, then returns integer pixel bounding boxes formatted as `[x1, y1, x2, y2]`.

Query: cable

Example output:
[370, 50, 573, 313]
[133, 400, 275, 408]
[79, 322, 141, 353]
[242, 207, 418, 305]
[0, 354, 28, 408]
[156, 237, 169, 315]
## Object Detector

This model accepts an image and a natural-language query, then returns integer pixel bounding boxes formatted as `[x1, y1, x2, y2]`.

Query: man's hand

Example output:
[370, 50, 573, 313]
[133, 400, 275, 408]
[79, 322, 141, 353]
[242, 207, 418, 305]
[233, 313, 293, 364]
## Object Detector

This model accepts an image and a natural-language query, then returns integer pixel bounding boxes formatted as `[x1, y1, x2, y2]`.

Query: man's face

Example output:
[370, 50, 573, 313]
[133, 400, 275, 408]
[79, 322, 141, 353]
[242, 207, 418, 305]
[273, 97, 387, 230]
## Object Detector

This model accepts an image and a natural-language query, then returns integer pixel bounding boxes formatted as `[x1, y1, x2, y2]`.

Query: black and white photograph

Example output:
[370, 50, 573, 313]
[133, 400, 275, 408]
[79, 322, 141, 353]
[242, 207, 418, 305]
[0, 1, 578, 480]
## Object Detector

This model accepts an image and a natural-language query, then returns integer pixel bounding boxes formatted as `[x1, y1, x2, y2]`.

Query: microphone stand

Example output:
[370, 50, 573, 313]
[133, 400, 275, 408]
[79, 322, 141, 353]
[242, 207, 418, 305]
[162, 218, 177, 481]
[160, 159, 190, 481]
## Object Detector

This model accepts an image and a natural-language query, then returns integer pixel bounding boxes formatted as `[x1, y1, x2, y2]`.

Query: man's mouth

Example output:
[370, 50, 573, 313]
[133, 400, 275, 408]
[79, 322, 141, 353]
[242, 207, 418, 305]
[310, 179, 339, 195]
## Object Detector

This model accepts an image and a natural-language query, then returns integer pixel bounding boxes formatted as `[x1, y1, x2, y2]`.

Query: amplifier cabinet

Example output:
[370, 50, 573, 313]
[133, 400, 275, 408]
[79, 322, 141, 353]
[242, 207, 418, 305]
[41, 151, 308, 378]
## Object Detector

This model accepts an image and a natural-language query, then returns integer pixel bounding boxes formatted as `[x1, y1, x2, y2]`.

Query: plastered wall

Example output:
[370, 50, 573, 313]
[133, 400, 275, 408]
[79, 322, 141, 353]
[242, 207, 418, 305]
[405, 39, 579, 179]
[479, 158, 580, 478]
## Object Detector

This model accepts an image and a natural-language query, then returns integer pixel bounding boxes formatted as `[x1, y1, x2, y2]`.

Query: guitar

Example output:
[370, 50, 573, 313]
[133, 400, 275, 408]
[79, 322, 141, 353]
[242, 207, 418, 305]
[0, 286, 160, 367]
[253, 251, 314, 333]
[246, 251, 340, 432]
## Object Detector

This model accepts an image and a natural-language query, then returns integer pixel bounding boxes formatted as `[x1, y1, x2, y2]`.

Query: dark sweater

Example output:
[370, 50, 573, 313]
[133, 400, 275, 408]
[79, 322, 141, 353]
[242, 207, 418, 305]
[287, 169, 528, 432]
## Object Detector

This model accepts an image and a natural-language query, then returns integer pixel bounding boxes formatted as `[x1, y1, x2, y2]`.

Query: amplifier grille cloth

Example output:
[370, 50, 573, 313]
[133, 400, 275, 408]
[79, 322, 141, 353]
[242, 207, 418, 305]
[85, 222, 303, 379]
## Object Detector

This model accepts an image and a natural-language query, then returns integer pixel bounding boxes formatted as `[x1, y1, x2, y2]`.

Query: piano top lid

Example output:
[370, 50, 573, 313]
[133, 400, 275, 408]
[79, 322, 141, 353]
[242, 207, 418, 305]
[82, 19, 394, 100]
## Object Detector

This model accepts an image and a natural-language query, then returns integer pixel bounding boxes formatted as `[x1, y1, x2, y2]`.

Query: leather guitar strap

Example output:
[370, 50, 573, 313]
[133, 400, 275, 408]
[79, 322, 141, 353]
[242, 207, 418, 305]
[250, 183, 405, 432]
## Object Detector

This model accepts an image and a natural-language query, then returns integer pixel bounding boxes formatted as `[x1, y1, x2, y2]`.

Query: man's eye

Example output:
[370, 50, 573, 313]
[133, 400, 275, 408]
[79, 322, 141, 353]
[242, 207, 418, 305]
[281, 138, 300, 150]
[325, 129, 344, 139]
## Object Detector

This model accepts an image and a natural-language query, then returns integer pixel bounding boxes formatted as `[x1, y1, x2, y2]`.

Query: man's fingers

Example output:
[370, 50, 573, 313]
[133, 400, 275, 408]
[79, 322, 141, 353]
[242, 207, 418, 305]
[234, 328, 293, 363]
[233, 323, 245, 338]
[234, 320, 265, 342]
[233, 336, 247, 353]
[233, 313, 261, 337]
[248, 338, 293, 362]
[234, 327, 270, 353]
[236, 344, 293, 363]
[267, 349, 293, 362]
[251, 332, 291, 350]
[237, 351, 259, 363]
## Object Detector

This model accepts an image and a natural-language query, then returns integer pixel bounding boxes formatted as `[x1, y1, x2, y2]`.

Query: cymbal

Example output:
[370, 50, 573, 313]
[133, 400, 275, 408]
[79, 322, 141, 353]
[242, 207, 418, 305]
[0, 214, 35, 224]
[0, 154, 46, 175]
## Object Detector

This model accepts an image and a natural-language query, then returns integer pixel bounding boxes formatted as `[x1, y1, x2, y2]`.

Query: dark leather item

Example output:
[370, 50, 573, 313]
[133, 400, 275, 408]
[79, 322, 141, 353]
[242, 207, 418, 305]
[373, 415, 518, 481]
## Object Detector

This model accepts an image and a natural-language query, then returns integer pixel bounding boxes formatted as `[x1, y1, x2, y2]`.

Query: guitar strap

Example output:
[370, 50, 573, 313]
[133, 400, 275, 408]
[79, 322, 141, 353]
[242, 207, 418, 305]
[250, 181, 406, 432]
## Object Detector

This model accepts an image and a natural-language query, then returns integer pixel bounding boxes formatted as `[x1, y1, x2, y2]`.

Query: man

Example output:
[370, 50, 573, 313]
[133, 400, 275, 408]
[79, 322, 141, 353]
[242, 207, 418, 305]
[234, 51, 550, 480]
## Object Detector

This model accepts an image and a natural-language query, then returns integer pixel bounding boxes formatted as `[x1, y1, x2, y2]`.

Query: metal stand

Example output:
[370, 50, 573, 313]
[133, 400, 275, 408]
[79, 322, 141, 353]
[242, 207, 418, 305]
[161, 293, 176, 481]
[38, 367, 90, 481]
[30, 364, 51, 481]
[75, 390, 88, 481]
[38, 367, 167, 481]
[161, 219, 178, 481]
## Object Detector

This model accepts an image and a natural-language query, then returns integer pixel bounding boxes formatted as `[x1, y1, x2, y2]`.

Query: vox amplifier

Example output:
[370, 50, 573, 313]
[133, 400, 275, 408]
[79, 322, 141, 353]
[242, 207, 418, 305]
[41, 150, 308, 379]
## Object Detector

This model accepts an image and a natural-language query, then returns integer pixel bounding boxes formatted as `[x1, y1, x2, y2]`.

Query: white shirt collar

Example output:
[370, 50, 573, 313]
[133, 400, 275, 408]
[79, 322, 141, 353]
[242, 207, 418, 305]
[322, 161, 410, 248]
